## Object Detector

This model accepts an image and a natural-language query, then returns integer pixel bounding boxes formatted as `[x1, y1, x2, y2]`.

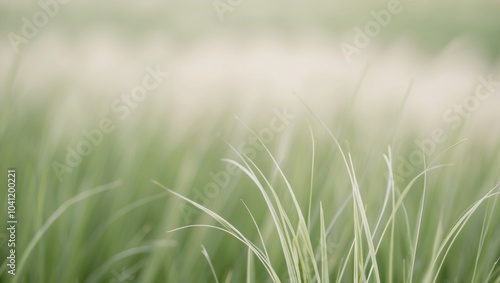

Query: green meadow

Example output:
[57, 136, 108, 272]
[1, 0, 500, 282]
[2, 82, 499, 282]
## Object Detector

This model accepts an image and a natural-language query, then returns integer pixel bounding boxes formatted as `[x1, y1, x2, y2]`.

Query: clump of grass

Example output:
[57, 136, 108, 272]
[156, 109, 500, 282]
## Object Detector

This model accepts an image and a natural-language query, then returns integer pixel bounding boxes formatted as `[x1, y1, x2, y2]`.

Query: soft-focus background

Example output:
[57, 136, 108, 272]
[1, 0, 500, 282]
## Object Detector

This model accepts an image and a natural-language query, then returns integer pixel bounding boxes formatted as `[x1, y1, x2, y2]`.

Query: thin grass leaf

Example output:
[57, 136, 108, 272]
[247, 248, 254, 283]
[307, 121, 316, 231]
[407, 150, 428, 283]
[202, 245, 220, 283]
[471, 194, 498, 282]
[241, 200, 270, 260]
[319, 203, 329, 283]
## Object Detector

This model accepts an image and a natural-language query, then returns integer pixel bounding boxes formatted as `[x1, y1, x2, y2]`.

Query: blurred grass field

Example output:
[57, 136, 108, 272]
[1, 0, 500, 282]
[1, 80, 499, 282]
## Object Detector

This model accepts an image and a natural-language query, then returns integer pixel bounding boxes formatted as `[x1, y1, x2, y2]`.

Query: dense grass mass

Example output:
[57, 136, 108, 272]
[1, 1, 500, 282]
[1, 77, 499, 282]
